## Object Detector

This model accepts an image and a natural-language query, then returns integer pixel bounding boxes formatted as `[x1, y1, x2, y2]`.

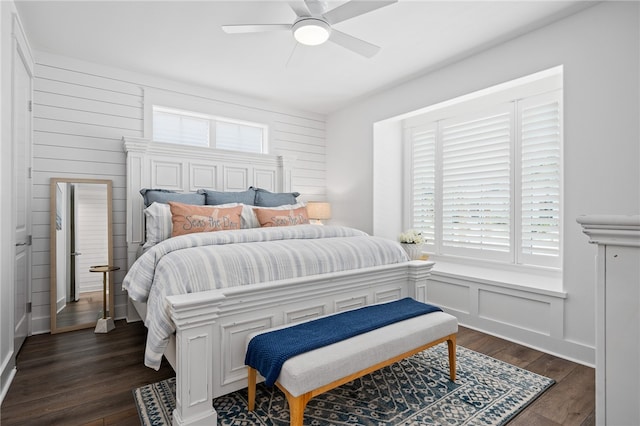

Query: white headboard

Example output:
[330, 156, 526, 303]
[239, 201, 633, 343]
[123, 137, 294, 265]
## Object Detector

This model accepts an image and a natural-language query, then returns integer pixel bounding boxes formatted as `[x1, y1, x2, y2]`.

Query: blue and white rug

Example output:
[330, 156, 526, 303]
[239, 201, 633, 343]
[133, 345, 554, 425]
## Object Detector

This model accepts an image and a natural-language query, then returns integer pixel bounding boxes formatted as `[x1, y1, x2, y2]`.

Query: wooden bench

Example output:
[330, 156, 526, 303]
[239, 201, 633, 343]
[247, 309, 458, 426]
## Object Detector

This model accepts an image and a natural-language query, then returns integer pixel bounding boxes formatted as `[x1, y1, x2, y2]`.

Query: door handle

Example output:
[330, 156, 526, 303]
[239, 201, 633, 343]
[15, 236, 32, 247]
[70, 252, 82, 256]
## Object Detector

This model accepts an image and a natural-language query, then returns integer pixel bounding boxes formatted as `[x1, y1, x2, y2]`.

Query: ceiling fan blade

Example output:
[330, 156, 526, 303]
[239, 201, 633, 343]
[329, 29, 380, 58]
[323, 0, 397, 25]
[222, 24, 291, 34]
[304, 0, 329, 16]
[288, 1, 311, 17]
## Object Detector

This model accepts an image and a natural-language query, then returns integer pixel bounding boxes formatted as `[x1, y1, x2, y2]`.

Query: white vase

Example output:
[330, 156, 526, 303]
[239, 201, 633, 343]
[401, 243, 424, 260]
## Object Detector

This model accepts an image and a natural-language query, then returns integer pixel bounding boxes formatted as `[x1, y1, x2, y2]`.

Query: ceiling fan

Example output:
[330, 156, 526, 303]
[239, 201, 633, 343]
[222, 0, 398, 58]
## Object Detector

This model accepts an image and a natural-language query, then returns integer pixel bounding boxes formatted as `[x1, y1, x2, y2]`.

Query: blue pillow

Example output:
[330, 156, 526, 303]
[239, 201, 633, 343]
[198, 188, 256, 205]
[252, 187, 300, 207]
[139, 188, 205, 208]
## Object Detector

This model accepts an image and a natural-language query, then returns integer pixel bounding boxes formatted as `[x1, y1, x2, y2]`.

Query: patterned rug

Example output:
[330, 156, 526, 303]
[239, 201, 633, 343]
[133, 345, 554, 425]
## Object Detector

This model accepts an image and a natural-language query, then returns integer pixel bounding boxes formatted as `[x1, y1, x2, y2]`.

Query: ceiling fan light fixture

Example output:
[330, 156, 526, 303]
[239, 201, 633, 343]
[292, 18, 331, 46]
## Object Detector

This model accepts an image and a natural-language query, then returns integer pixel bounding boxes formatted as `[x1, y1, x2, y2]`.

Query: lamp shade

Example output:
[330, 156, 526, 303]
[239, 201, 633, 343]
[306, 202, 332, 220]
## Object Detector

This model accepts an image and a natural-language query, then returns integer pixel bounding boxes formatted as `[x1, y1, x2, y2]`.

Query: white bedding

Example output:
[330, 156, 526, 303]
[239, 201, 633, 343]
[123, 225, 410, 369]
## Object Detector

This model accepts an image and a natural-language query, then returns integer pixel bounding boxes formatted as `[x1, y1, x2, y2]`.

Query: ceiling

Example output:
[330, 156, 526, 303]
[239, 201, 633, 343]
[15, 1, 590, 115]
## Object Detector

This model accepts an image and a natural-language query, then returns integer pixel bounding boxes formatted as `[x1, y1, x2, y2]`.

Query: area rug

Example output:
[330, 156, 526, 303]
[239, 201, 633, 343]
[133, 345, 554, 425]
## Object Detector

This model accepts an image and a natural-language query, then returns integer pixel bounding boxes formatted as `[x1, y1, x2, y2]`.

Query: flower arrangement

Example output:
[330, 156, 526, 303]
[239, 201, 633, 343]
[398, 229, 425, 245]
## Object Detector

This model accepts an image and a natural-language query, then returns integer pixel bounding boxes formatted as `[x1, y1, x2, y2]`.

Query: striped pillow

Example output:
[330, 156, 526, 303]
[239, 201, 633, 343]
[143, 202, 173, 250]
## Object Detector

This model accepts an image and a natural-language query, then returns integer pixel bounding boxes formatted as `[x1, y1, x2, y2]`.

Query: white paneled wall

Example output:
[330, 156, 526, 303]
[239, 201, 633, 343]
[31, 60, 140, 333]
[30, 52, 327, 333]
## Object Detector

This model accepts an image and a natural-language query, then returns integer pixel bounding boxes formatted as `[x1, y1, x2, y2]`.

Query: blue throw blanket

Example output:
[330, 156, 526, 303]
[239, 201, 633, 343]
[245, 298, 442, 386]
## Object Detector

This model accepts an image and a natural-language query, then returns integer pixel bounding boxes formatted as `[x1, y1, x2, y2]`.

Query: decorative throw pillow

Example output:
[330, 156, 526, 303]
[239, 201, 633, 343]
[169, 202, 243, 236]
[253, 206, 310, 227]
[140, 188, 205, 208]
[243, 202, 306, 228]
[252, 187, 300, 207]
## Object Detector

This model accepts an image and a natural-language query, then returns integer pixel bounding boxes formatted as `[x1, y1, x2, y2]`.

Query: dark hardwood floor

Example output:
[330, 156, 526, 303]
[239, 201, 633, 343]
[55, 290, 104, 328]
[1, 320, 174, 426]
[1, 320, 595, 426]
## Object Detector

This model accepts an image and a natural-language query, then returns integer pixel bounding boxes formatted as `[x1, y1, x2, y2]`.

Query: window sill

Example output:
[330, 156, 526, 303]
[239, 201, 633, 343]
[428, 255, 565, 299]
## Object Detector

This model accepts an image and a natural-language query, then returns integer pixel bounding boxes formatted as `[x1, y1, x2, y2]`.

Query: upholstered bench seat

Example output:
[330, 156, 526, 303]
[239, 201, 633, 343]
[246, 308, 458, 426]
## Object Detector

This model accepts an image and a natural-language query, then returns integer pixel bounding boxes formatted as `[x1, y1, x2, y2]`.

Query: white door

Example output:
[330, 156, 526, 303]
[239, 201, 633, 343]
[13, 36, 32, 353]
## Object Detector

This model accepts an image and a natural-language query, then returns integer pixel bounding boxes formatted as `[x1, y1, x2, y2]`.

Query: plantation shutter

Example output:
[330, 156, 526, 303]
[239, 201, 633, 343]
[440, 106, 512, 260]
[404, 73, 562, 269]
[153, 108, 209, 147]
[519, 91, 561, 267]
[411, 125, 436, 243]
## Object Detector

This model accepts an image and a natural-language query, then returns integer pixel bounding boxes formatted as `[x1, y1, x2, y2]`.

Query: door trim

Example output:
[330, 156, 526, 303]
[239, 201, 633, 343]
[11, 11, 34, 351]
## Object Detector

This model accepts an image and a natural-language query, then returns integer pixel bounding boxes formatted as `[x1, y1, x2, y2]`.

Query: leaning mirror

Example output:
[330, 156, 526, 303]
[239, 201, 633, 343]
[50, 178, 113, 334]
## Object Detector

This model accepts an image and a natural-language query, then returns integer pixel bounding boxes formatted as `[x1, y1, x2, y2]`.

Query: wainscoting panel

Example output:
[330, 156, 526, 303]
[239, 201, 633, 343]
[427, 270, 592, 365]
[478, 289, 550, 335]
[425, 279, 470, 314]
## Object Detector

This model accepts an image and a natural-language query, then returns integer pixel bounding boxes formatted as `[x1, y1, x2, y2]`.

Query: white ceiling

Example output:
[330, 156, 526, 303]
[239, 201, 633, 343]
[15, 0, 590, 114]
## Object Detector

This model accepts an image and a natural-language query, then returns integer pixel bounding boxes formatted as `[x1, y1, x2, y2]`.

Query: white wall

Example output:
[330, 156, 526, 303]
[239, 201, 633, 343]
[29, 51, 328, 333]
[326, 2, 639, 364]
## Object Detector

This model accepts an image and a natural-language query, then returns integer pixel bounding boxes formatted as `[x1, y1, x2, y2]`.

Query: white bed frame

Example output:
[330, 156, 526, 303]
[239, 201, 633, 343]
[123, 138, 435, 425]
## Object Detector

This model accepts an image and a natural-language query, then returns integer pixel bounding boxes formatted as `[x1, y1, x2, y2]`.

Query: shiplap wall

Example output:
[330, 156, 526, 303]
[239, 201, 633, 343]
[30, 52, 327, 333]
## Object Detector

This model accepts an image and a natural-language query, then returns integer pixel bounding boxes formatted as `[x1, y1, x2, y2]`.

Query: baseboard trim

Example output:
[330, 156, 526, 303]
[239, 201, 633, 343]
[457, 315, 595, 368]
[1, 354, 17, 404]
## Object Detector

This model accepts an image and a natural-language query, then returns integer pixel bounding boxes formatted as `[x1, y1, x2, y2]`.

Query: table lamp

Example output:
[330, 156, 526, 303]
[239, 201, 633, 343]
[306, 202, 331, 225]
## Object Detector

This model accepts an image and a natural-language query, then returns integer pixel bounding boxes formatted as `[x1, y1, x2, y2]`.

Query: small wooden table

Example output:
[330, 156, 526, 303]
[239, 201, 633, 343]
[89, 265, 120, 333]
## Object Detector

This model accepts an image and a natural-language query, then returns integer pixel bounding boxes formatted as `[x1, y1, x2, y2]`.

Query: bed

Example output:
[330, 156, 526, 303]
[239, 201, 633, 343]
[122, 137, 436, 425]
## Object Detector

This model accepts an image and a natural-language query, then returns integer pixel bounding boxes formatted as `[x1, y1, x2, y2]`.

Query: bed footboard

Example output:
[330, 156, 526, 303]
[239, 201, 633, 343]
[167, 260, 434, 426]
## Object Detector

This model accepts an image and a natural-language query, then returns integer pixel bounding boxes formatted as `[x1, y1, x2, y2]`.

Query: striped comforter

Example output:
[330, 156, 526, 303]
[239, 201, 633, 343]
[122, 225, 410, 369]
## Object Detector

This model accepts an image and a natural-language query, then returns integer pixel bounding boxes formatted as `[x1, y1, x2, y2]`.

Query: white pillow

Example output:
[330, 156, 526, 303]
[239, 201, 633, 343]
[143, 202, 173, 250]
[243, 202, 307, 229]
[143, 201, 241, 249]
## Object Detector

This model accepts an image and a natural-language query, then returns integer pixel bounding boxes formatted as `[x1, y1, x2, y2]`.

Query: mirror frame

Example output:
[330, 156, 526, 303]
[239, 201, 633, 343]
[49, 178, 113, 334]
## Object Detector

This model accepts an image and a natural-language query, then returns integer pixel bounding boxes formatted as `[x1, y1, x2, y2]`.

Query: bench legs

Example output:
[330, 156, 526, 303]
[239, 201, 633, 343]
[247, 334, 457, 426]
[248, 368, 313, 425]
[447, 334, 457, 381]
[279, 387, 312, 426]
[248, 367, 257, 411]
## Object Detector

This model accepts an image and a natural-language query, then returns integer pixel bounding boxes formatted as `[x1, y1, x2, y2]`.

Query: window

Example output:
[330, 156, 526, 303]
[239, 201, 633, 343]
[406, 75, 562, 269]
[153, 108, 210, 147]
[152, 106, 268, 154]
